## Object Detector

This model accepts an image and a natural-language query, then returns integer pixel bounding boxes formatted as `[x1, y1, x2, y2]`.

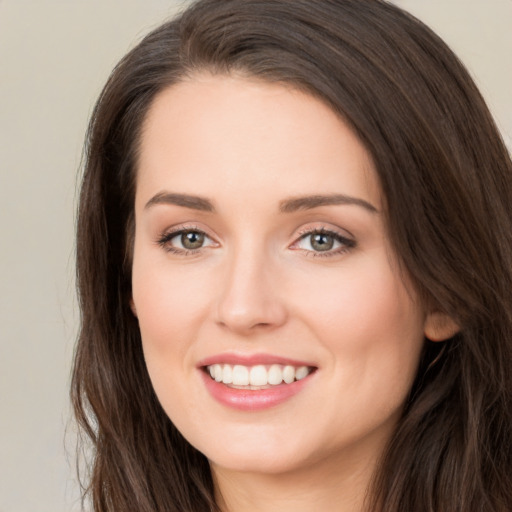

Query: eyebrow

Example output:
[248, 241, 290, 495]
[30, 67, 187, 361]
[144, 192, 215, 212]
[279, 194, 378, 214]
[144, 191, 378, 214]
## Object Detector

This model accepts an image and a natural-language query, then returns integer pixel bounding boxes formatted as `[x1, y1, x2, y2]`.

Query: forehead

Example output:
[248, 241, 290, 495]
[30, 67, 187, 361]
[136, 74, 381, 211]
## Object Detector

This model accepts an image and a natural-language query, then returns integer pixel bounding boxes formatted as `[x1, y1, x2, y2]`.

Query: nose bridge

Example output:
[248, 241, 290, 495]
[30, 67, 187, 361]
[215, 237, 287, 333]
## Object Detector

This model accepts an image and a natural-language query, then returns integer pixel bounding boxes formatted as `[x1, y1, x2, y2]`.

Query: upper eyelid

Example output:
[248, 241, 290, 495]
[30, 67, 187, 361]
[159, 224, 213, 238]
[295, 231, 354, 244]
[291, 225, 357, 251]
[156, 223, 355, 247]
[156, 226, 218, 255]
[294, 224, 355, 241]
[155, 225, 216, 247]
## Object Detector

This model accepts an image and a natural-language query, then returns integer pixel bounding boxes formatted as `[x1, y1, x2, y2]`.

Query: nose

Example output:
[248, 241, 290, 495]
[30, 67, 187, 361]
[215, 246, 288, 335]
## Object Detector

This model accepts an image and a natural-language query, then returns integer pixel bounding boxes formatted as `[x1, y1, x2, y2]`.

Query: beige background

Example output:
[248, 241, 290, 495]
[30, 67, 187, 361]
[0, 1, 510, 511]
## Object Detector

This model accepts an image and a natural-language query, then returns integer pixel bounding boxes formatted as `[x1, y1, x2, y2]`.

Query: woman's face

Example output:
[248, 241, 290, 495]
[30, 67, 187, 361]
[131, 75, 433, 477]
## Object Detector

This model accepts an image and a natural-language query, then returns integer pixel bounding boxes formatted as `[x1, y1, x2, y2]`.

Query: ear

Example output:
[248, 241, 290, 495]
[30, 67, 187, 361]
[129, 298, 138, 318]
[424, 311, 459, 342]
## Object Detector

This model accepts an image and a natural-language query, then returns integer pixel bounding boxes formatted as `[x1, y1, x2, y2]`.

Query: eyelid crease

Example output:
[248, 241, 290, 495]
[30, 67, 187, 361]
[298, 230, 355, 246]
[295, 224, 355, 240]
[290, 226, 357, 258]
[155, 225, 356, 258]
[155, 225, 217, 251]
[156, 223, 203, 241]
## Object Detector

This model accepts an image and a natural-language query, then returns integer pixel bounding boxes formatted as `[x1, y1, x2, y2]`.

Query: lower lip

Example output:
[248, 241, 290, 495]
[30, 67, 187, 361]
[200, 371, 313, 411]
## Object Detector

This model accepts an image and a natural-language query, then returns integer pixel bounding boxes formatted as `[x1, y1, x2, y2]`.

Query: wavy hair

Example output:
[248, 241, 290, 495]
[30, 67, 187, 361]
[72, 1, 512, 510]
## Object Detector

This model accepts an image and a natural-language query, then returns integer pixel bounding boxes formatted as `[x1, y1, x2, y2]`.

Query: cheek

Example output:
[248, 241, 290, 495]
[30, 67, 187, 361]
[291, 254, 425, 386]
[299, 255, 420, 331]
[131, 259, 213, 421]
[132, 258, 213, 350]
[131, 254, 222, 418]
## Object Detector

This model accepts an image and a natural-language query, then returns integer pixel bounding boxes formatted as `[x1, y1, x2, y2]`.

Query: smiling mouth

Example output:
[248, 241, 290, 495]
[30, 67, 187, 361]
[204, 364, 316, 389]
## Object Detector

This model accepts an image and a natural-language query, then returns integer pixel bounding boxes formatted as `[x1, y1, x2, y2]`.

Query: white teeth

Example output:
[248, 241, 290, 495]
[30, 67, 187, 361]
[282, 365, 295, 384]
[221, 364, 233, 384]
[295, 366, 309, 381]
[249, 365, 267, 386]
[214, 364, 223, 382]
[206, 363, 313, 387]
[268, 364, 283, 385]
[232, 365, 250, 386]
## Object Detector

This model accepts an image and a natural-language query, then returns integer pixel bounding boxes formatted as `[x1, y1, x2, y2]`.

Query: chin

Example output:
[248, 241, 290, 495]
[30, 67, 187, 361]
[208, 448, 308, 475]
[188, 424, 321, 475]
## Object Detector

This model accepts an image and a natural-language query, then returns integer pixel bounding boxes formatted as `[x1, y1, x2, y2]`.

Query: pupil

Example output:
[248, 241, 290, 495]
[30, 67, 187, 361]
[311, 233, 333, 251]
[181, 231, 204, 249]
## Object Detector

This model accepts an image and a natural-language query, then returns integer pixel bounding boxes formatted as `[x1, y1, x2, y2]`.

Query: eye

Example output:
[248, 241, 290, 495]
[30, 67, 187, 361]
[292, 228, 355, 256]
[157, 228, 216, 253]
[177, 231, 206, 250]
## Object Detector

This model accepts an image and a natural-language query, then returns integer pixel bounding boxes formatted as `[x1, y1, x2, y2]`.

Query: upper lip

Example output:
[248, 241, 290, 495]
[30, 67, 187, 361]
[197, 352, 316, 368]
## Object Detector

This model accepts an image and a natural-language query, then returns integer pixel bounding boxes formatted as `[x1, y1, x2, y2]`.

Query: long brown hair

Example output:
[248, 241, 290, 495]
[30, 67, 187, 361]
[72, 1, 512, 510]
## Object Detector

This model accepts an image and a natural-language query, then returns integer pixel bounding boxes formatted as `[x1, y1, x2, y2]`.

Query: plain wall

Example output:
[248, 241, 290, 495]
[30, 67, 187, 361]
[0, 1, 510, 511]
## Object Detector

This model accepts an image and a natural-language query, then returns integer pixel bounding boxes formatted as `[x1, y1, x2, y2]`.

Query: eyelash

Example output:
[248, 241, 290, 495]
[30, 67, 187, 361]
[156, 225, 214, 256]
[293, 227, 356, 257]
[156, 226, 356, 257]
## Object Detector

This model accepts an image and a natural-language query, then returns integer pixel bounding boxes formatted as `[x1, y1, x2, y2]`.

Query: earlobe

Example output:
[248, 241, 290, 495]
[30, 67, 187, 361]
[424, 311, 459, 342]
[130, 298, 138, 318]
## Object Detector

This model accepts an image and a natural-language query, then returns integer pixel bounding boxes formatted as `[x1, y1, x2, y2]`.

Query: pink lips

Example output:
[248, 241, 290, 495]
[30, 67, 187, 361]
[198, 353, 316, 411]
[197, 353, 314, 368]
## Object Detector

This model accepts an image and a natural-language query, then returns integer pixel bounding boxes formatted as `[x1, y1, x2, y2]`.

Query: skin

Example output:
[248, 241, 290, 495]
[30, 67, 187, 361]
[131, 74, 455, 512]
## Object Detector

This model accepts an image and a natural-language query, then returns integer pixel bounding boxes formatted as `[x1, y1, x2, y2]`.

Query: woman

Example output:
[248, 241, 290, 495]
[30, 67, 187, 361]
[72, 0, 512, 511]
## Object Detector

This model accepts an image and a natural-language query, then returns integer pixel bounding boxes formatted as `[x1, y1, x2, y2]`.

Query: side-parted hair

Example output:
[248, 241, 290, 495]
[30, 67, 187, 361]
[72, 1, 512, 511]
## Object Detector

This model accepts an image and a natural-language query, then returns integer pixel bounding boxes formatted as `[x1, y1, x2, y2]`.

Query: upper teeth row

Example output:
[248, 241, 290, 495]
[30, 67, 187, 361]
[207, 364, 311, 386]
